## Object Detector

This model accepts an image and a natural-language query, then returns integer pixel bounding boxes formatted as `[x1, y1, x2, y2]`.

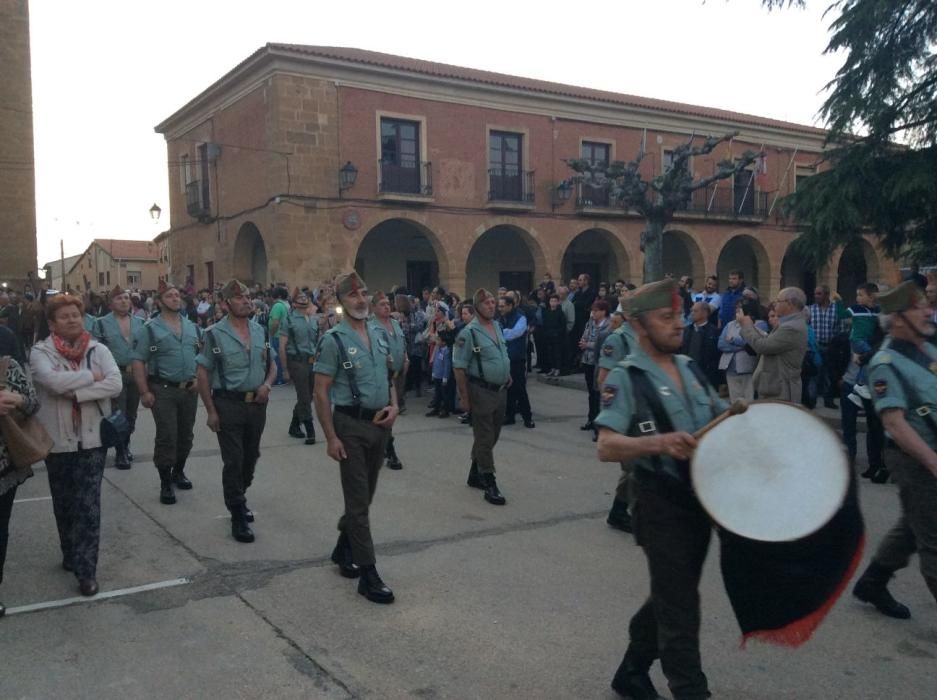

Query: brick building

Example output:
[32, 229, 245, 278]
[63, 239, 163, 293]
[0, 0, 40, 292]
[155, 44, 898, 301]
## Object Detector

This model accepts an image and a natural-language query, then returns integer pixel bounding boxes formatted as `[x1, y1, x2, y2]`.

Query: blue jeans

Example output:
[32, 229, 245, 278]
[840, 382, 885, 468]
[271, 336, 284, 384]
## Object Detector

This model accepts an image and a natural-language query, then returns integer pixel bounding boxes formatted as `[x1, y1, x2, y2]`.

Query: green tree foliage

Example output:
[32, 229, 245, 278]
[765, 0, 937, 266]
[566, 134, 757, 282]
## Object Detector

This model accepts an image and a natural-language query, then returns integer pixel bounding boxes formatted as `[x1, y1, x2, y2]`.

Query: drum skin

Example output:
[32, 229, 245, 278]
[691, 401, 849, 542]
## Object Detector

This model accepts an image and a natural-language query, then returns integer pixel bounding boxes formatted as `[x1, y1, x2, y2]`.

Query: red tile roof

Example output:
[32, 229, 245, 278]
[93, 239, 160, 261]
[269, 44, 827, 137]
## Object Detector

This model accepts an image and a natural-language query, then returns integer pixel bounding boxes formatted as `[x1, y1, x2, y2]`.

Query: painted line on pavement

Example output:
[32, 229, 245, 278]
[13, 496, 52, 503]
[4, 577, 190, 616]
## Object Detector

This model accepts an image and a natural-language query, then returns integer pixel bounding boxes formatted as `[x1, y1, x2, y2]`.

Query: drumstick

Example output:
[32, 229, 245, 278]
[693, 400, 748, 440]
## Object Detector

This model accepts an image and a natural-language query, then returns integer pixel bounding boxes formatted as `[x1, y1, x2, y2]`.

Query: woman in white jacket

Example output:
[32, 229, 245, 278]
[30, 294, 121, 597]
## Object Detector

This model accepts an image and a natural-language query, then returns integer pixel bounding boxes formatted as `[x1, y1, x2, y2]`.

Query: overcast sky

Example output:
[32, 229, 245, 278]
[28, 0, 840, 268]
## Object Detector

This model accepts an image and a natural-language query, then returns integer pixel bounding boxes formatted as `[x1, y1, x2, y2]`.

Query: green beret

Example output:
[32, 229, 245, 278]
[627, 278, 680, 315]
[335, 271, 368, 299]
[473, 288, 494, 308]
[878, 280, 923, 314]
[221, 279, 249, 300]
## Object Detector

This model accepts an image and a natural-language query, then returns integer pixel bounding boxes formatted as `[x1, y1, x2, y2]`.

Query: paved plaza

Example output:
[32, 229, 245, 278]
[0, 380, 934, 699]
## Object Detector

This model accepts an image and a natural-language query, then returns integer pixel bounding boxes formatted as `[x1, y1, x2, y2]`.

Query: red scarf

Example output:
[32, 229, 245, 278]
[52, 331, 92, 368]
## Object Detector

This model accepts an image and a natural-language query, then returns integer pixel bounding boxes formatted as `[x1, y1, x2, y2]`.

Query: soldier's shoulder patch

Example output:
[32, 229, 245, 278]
[601, 384, 619, 407]
[602, 343, 614, 356]
[873, 379, 888, 396]
[456, 336, 466, 348]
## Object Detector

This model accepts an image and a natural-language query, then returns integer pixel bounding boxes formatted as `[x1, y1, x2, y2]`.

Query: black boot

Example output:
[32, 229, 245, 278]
[385, 436, 402, 470]
[853, 563, 911, 619]
[331, 532, 361, 578]
[482, 473, 506, 505]
[231, 505, 255, 543]
[288, 414, 305, 438]
[172, 467, 193, 490]
[114, 443, 131, 470]
[357, 565, 395, 604]
[925, 576, 937, 604]
[611, 649, 662, 699]
[869, 466, 891, 484]
[159, 470, 176, 505]
[302, 419, 316, 445]
[607, 498, 633, 533]
[466, 461, 484, 489]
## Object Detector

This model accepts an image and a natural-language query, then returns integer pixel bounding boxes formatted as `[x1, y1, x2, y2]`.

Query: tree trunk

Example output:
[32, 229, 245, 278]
[641, 216, 665, 283]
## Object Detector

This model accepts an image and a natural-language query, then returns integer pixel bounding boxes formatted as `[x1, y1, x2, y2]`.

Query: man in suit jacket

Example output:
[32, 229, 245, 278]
[738, 287, 809, 403]
[681, 302, 721, 388]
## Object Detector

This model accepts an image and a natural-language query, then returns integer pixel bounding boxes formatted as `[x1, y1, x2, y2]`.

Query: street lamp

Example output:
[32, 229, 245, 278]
[149, 203, 162, 223]
[339, 161, 358, 192]
[552, 180, 572, 209]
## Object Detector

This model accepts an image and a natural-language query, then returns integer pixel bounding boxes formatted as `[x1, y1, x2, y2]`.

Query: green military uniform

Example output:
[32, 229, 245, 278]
[281, 305, 320, 442]
[93, 312, 144, 465]
[370, 302, 407, 470]
[855, 281, 937, 611]
[197, 306, 271, 517]
[315, 314, 392, 567]
[593, 278, 725, 700]
[131, 312, 201, 491]
[452, 306, 510, 494]
[83, 314, 96, 332]
[597, 320, 640, 529]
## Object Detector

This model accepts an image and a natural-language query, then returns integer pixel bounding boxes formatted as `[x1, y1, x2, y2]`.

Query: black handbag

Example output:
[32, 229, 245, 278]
[86, 347, 131, 448]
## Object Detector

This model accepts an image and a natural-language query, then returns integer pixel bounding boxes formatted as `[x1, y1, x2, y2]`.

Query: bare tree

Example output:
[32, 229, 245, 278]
[566, 133, 759, 282]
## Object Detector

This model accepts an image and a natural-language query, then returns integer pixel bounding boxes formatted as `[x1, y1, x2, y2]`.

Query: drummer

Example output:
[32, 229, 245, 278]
[852, 281, 937, 618]
[594, 278, 725, 700]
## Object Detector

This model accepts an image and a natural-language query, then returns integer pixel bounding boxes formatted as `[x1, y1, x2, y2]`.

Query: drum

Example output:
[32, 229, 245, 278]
[691, 401, 849, 542]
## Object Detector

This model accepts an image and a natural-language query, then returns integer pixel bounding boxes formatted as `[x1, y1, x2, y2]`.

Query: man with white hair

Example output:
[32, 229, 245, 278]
[737, 287, 808, 403]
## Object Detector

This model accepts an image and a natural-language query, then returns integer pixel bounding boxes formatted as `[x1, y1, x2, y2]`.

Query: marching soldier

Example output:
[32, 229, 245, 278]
[278, 287, 320, 445]
[594, 278, 725, 700]
[370, 290, 407, 470]
[196, 280, 277, 543]
[852, 281, 937, 618]
[453, 288, 512, 506]
[93, 285, 144, 469]
[131, 280, 202, 505]
[314, 272, 399, 604]
[596, 302, 639, 533]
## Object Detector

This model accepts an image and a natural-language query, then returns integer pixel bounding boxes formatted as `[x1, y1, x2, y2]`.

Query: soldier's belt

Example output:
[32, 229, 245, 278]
[212, 389, 260, 402]
[149, 376, 195, 389]
[467, 375, 505, 392]
[334, 404, 380, 421]
[287, 353, 315, 365]
[119, 366, 133, 378]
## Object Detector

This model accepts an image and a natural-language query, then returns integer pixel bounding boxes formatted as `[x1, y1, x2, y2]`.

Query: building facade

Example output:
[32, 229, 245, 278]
[63, 239, 163, 293]
[155, 44, 898, 300]
[0, 0, 40, 292]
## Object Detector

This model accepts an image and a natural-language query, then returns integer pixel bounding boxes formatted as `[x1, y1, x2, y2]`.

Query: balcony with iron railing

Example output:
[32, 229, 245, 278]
[575, 182, 624, 216]
[377, 160, 434, 202]
[487, 169, 535, 210]
[185, 179, 211, 220]
[677, 184, 771, 219]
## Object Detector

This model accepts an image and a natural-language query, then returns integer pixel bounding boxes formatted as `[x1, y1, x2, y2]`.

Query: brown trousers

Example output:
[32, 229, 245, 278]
[287, 357, 315, 422]
[334, 410, 389, 566]
[468, 382, 506, 474]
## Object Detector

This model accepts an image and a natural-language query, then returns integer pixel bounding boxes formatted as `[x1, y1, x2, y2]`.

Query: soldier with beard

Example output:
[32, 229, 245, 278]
[196, 280, 277, 543]
[314, 272, 399, 604]
[132, 280, 201, 504]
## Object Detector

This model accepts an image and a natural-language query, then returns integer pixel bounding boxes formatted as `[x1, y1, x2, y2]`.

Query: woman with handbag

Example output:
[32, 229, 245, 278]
[0, 335, 41, 617]
[30, 294, 122, 597]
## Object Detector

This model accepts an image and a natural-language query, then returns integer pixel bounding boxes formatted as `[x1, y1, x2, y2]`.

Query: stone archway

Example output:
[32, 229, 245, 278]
[716, 233, 770, 294]
[466, 225, 543, 294]
[780, 240, 817, 295]
[662, 229, 705, 287]
[836, 238, 880, 304]
[354, 218, 445, 294]
[561, 228, 630, 286]
[233, 222, 268, 286]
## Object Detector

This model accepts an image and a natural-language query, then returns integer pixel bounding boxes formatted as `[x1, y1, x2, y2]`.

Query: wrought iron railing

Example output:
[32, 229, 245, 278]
[488, 169, 535, 203]
[379, 160, 432, 195]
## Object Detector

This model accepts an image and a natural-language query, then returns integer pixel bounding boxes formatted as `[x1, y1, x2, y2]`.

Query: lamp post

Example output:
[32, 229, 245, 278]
[338, 161, 358, 195]
[149, 203, 162, 223]
[551, 180, 572, 210]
